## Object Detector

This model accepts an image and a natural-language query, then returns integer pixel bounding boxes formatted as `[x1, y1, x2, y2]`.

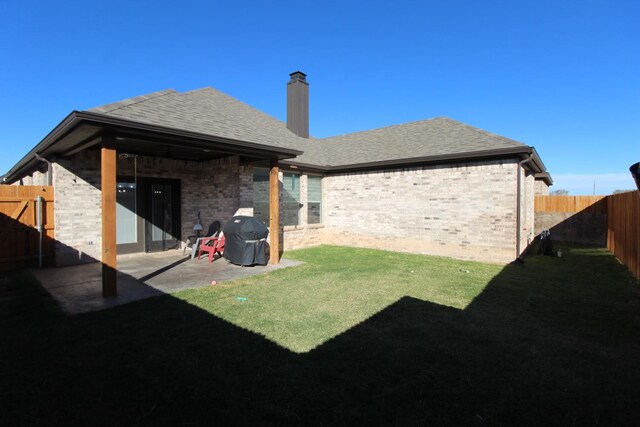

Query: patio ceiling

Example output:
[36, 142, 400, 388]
[3, 110, 302, 183]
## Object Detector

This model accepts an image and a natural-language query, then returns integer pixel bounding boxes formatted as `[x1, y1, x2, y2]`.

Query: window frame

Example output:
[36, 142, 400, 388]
[282, 171, 301, 226]
[306, 174, 323, 225]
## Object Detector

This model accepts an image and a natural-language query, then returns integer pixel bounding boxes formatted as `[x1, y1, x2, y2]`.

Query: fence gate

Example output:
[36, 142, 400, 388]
[0, 186, 54, 272]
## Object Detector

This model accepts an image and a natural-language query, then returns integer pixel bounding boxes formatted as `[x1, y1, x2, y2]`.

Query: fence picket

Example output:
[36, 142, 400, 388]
[535, 193, 639, 279]
[534, 195, 607, 213]
[0, 185, 55, 271]
[607, 191, 639, 279]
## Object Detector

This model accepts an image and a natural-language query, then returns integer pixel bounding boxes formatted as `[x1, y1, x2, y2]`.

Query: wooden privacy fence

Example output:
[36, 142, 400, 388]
[607, 191, 639, 280]
[534, 196, 608, 246]
[534, 195, 608, 213]
[0, 185, 54, 272]
[535, 193, 639, 279]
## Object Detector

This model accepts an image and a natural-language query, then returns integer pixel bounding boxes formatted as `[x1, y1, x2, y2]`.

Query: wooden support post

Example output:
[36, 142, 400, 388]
[269, 159, 280, 265]
[101, 135, 117, 297]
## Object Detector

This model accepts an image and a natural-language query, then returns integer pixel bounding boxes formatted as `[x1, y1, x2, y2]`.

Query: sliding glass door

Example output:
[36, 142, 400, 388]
[116, 181, 144, 253]
[116, 177, 181, 254]
[146, 180, 180, 252]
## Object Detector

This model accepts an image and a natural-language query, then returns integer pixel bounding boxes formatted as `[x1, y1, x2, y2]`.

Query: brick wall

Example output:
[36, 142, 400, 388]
[53, 151, 102, 265]
[27, 153, 316, 265]
[13, 169, 48, 186]
[250, 167, 327, 251]
[279, 170, 328, 250]
[282, 225, 325, 250]
[22, 153, 529, 266]
[51, 150, 245, 266]
[518, 170, 536, 254]
[120, 154, 245, 241]
[322, 160, 520, 263]
[534, 180, 549, 196]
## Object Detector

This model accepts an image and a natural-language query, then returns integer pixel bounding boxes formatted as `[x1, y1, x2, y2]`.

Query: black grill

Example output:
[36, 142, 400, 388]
[222, 216, 269, 266]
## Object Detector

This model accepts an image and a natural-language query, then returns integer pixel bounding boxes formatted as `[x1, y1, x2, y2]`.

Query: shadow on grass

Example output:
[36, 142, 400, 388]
[1, 244, 640, 425]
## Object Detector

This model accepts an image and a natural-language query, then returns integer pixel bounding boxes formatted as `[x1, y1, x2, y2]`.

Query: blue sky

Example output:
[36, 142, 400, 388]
[1, 0, 638, 194]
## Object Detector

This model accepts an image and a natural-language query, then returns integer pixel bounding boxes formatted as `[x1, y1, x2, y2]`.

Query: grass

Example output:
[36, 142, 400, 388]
[1, 244, 639, 425]
[178, 246, 499, 352]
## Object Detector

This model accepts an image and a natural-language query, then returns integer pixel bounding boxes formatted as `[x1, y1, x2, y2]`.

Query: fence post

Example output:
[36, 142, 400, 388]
[36, 195, 43, 268]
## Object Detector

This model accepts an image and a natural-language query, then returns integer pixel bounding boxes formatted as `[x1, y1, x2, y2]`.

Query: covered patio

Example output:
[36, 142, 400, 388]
[32, 250, 302, 314]
[6, 109, 304, 299]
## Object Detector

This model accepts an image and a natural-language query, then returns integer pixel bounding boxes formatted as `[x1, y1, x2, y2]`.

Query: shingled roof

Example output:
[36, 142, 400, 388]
[318, 117, 528, 167]
[88, 87, 330, 166]
[2, 75, 554, 187]
[85, 86, 538, 171]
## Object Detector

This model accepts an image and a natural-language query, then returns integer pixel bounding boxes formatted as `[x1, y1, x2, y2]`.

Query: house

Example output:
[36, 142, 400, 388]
[2, 71, 552, 295]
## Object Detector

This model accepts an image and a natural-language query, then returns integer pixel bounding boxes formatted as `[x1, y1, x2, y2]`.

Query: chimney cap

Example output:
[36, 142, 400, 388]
[289, 71, 307, 81]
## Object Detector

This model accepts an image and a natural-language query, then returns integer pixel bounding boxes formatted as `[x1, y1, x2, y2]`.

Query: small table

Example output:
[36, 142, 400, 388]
[184, 231, 202, 259]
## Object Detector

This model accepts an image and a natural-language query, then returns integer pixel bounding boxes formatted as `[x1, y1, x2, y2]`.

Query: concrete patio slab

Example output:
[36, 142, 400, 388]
[31, 250, 302, 315]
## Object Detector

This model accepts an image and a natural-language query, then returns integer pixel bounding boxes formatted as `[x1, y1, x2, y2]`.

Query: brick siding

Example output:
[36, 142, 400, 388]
[322, 160, 522, 263]
[51, 150, 245, 266]
[534, 180, 550, 196]
[20, 154, 531, 266]
[13, 169, 48, 186]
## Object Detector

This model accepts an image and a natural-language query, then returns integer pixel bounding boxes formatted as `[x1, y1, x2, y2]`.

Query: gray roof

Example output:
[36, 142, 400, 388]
[86, 87, 532, 170]
[319, 117, 527, 167]
[88, 87, 331, 166]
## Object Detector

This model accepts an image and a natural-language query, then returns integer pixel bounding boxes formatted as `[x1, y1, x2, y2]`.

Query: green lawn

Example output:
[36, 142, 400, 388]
[179, 246, 499, 352]
[1, 244, 639, 425]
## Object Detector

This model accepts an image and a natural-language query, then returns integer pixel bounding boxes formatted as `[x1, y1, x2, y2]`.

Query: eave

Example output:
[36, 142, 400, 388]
[282, 145, 553, 185]
[2, 111, 303, 184]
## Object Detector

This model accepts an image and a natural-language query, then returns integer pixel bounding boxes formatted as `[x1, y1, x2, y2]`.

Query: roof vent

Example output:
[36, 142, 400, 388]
[287, 71, 309, 138]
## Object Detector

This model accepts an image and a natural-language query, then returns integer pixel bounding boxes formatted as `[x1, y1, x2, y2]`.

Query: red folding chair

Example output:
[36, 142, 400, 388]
[197, 234, 225, 262]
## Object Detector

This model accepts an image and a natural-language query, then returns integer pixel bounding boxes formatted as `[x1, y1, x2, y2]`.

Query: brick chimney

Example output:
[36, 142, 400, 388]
[287, 71, 309, 138]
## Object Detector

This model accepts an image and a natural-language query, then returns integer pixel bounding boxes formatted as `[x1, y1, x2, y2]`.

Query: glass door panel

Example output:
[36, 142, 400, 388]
[146, 180, 180, 252]
[116, 181, 144, 253]
[117, 182, 137, 244]
[151, 184, 166, 242]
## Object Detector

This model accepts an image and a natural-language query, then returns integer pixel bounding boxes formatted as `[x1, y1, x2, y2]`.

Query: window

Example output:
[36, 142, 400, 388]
[116, 182, 137, 244]
[282, 172, 300, 226]
[253, 168, 270, 224]
[307, 175, 322, 224]
[252, 168, 303, 227]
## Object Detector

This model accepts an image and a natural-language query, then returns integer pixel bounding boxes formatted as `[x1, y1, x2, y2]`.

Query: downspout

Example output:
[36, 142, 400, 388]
[516, 153, 534, 260]
[33, 154, 51, 267]
[34, 153, 53, 186]
[36, 195, 43, 267]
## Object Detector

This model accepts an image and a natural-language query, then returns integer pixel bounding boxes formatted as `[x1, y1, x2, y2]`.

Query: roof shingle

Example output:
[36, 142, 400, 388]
[86, 87, 530, 169]
[319, 117, 527, 167]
